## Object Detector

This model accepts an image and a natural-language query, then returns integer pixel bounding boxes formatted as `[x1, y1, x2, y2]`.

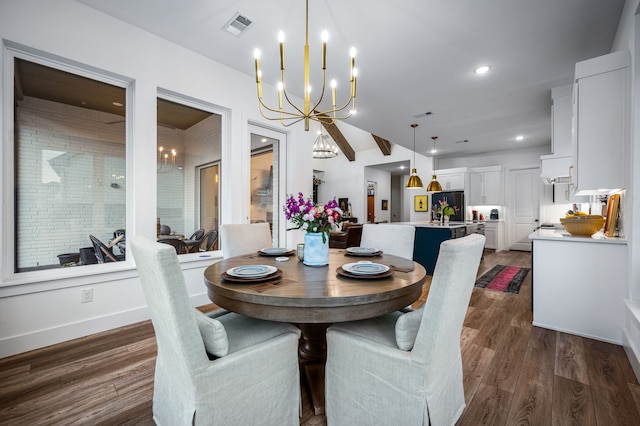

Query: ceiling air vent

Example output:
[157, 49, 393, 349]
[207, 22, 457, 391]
[223, 12, 253, 36]
[412, 111, 432, 119]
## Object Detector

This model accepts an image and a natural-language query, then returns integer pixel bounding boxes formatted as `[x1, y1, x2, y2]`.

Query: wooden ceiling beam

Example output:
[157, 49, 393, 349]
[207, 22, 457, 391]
[317, 114, 356, 161]
[371, 134, 392, 156]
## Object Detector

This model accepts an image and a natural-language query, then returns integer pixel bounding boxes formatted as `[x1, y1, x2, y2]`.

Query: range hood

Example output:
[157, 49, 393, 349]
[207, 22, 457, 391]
[540, 155, 571, 185]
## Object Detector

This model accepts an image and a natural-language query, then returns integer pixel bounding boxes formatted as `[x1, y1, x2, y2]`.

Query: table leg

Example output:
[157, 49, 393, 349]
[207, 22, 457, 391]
[298, 323, 330, 415]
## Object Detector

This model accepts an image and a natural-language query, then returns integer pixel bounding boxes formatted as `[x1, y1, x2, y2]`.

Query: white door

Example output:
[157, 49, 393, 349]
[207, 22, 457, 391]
[507, 167, 540, 251]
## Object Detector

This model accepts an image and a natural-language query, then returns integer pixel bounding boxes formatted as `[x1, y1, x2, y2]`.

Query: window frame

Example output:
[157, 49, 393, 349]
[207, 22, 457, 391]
[2, 42, 135, 286]
[156, 89, 229, 256]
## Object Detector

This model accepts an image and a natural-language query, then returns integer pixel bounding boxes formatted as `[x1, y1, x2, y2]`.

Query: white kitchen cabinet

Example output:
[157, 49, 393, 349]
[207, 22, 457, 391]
[551, 84, 573, 157]
[469, 166, 502, 205]
[484, 222, 497, 249]
[540, 85, 575, 184]
[434, 168, 466, 191]
[539, 85, 587, 203]
[572, 50, 630, 195]
[531, 235, 627, 344]
[483, 221, 503, 251]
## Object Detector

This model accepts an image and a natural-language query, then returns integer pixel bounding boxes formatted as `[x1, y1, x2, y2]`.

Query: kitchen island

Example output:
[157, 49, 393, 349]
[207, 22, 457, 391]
[529, 228, 627, 344]
[394, 221, 478, 275]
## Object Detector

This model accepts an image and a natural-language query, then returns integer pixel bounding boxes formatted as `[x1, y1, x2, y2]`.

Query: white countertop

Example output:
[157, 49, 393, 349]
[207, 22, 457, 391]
[393, 221, 468, 229]
[529, 228, 626, 245]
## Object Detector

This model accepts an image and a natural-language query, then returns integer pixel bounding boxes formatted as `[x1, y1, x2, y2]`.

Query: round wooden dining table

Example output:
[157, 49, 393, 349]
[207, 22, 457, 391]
[203, 248, 427, 415]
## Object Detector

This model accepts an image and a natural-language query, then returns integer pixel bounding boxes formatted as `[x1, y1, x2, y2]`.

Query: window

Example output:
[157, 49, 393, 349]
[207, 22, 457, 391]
[13, 57, 127, 271]
[156, 96, 221, 252]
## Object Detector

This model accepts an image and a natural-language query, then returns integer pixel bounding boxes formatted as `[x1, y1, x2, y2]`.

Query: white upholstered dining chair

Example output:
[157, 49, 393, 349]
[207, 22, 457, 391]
[359, 223, 415, 260]
[130, 235, 301, 425]
[219, 223, 273, 258]
[325, 233, 485, 426]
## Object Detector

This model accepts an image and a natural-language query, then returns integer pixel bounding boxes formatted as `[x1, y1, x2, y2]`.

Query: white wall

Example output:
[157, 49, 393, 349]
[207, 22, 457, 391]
[0, 0, 314, 358]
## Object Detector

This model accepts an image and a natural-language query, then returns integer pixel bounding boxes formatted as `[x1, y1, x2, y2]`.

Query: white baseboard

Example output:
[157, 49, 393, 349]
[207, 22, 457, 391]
[623, 300, 640, 382]
[0, 292, 212, 359]
[0, 306, 150, 359]
[532, 321, 623, 345]
[623, 329, 640, 383]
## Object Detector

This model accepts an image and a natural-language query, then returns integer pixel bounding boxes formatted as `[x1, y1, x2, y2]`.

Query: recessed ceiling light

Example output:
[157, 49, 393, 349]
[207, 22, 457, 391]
[112, 101, 123, 107]
[515, 135, 524, 141]
[474, 65, 491, 75]
[261, 138, 268, 143]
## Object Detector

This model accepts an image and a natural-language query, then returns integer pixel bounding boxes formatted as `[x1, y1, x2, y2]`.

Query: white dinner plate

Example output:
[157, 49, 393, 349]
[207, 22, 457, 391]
[260, 247, 290, 255]
[226, 265, 277, 278]
[346, 247, 380, 255]
[342, 262, 390, 276]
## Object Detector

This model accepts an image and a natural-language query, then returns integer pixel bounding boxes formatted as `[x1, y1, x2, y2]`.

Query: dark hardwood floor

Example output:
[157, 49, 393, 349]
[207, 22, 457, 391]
[1, 249, 639, 425]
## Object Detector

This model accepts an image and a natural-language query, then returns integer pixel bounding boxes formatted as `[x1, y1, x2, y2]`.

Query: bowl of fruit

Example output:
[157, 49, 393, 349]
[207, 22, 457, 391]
[560, 211, 605, 237]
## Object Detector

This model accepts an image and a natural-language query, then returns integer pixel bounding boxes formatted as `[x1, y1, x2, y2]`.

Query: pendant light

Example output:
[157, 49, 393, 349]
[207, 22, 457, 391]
[426, 136, 442, 193]
[406, 124, 424, 189]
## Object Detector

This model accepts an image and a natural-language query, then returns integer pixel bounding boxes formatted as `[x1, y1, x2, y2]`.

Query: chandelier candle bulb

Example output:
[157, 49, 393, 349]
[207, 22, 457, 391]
[278, 31, 285, 70]
[253, 49, 261, 83]
[350, 48, 356, 79]
[351, 68, 357, 97]
[321, 31, 328, 70]
[331, 79, 337, 110]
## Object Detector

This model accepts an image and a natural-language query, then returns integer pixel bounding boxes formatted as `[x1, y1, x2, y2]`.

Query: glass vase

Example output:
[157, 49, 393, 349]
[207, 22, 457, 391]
[303, 232, 329, 266]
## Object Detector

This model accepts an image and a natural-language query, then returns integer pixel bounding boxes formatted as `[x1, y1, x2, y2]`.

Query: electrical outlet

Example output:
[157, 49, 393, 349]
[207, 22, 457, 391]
[81, 288, 93, 303]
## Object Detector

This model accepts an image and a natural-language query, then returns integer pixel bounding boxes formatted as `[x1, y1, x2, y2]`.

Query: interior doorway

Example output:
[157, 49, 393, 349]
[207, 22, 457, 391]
[199, 163, 219, 249]
[507, 166, 540, 251]
[367, 182, 376, 223]
[248, 124, 287, 247]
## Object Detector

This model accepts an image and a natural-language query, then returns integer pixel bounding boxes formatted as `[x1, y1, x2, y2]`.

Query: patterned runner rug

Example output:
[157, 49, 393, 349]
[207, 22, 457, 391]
[474, 264, 530, 294]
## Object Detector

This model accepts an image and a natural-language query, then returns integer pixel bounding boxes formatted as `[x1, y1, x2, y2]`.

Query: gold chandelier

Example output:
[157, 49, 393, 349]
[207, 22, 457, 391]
[253, 0, 358, 131]
[157, 146, 179, 174]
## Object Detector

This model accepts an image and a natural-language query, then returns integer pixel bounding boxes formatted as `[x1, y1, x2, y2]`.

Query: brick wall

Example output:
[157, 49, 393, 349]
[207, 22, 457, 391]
[15, 97, 126, 269]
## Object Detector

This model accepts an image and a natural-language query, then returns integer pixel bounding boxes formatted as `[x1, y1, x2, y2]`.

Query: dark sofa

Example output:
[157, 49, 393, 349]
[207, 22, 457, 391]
[329, 222, 363, 249]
